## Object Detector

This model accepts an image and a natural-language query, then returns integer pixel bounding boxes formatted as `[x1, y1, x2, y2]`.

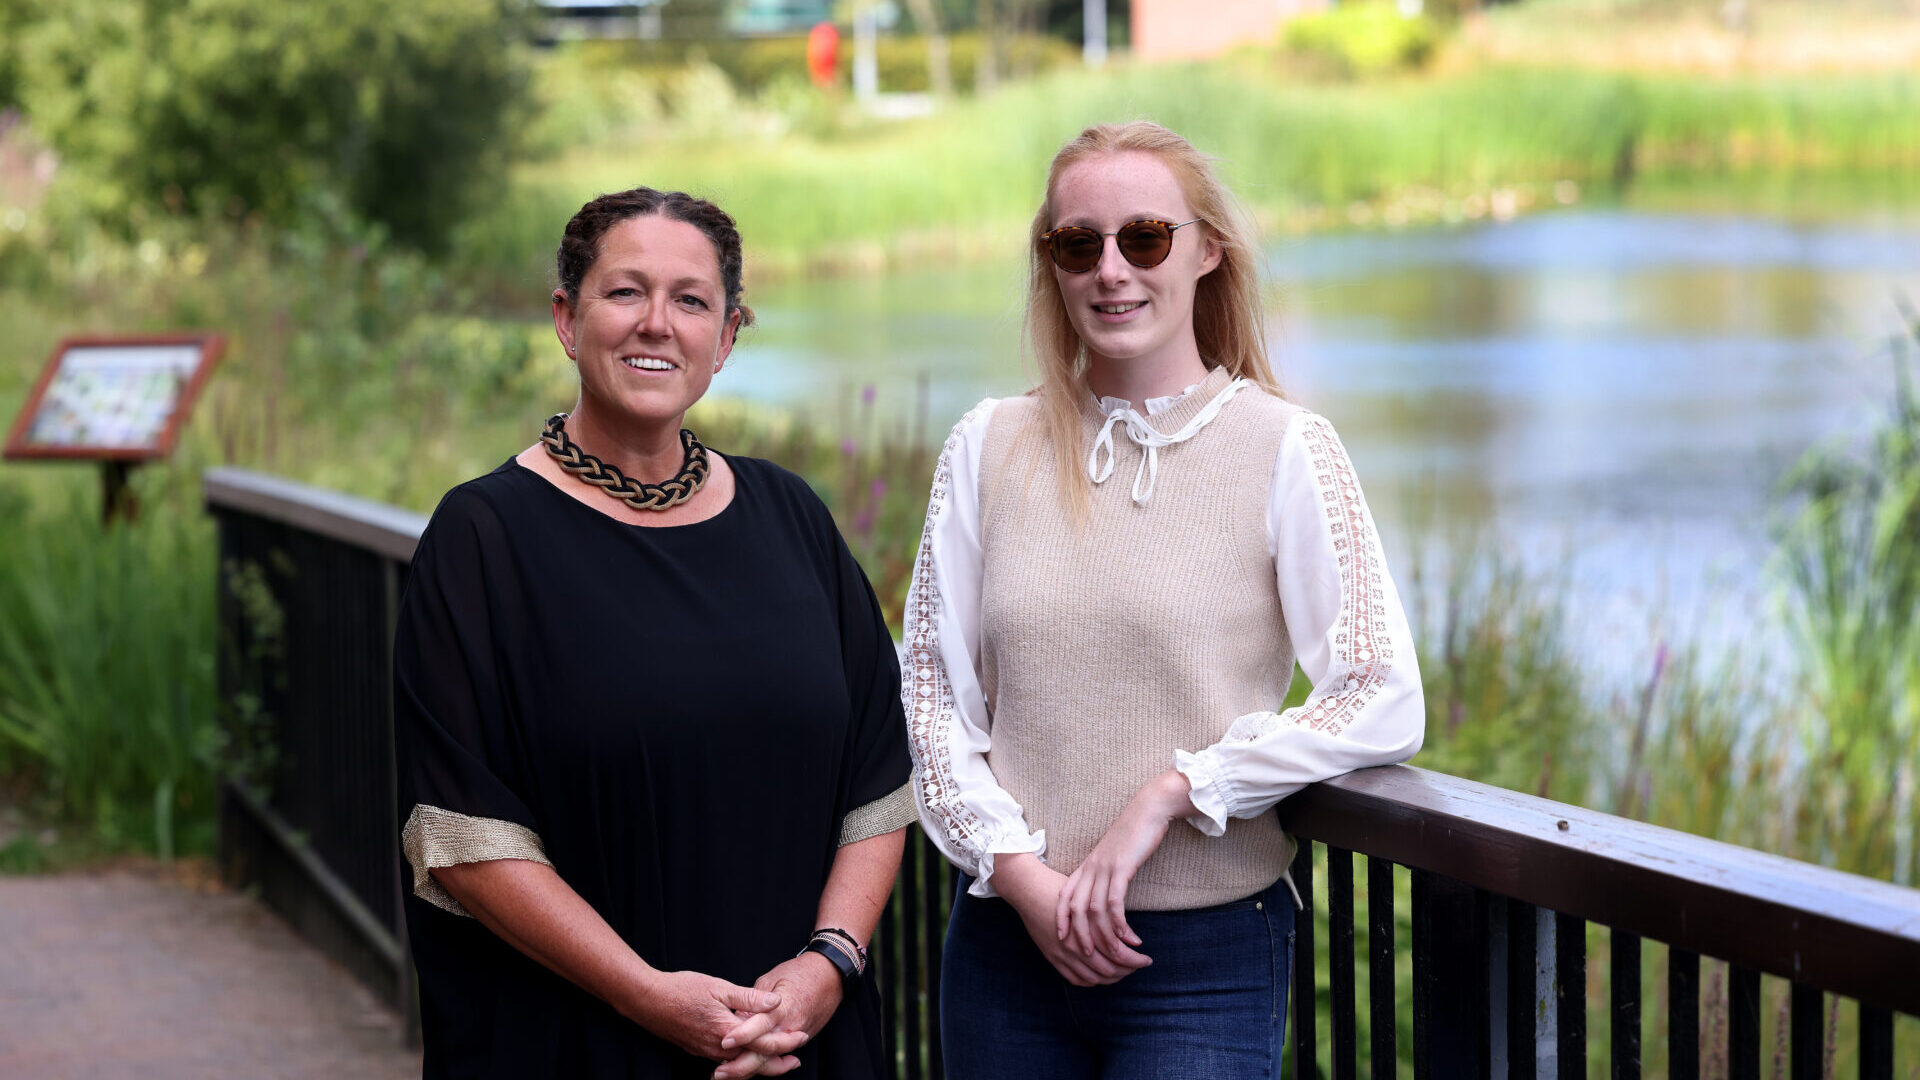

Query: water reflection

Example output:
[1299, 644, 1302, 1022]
[729, 210, 1920, 665]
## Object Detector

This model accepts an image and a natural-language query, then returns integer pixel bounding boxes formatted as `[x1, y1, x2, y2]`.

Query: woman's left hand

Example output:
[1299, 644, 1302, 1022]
[1055, 770, 1198, 964]
[713, 953, 846, 1078]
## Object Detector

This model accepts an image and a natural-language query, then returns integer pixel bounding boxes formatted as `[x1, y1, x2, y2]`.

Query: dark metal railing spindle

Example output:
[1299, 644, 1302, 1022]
[1790, 982, 1822, 1080]
[1730, 964, 1761, 1080]
[876, 888, 899, 1077]
[1508, 899, 1539, 1080]
[1669, 947, 1700, 1080]
[898, 845, 923, 1080]
[1858, 1002, 1892, 1080]
[1291, 842, 1319, 1080]
[1612, 928, 1642, 1078]
[918, 835, 944, 1079]
[1411, 866, 1431, 1080]
[1555, 912, 1586, 1080]
[1368, 855, 1396, 1080]
[1330, 845, 1358, 1080]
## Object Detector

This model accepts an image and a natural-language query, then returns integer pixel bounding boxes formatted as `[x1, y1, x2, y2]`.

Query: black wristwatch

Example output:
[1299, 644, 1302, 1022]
[799, 938, 862, 983]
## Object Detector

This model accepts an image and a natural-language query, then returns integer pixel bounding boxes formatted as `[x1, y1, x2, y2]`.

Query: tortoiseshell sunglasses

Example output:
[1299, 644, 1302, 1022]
[1038, 218, 1201, 273]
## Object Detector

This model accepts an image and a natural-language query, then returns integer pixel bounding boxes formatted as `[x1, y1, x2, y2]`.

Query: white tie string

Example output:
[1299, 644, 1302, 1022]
[1086, 377, 1251, 504]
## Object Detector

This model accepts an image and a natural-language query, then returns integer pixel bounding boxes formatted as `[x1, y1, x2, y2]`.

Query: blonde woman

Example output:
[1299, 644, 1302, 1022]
[904, 122, 1426, 1077]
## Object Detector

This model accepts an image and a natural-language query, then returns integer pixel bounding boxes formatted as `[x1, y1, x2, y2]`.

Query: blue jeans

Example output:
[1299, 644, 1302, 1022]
[939, 874, 1294, 1080]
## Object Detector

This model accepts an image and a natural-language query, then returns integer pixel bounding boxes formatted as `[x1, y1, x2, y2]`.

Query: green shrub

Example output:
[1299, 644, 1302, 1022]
[1283, 2, 1439, 79]
[0, 477, 218, 859]
[13, 0, 533, 251]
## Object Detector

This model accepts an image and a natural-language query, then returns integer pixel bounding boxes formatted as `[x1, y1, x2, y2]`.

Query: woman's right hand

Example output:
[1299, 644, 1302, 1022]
[628, 970, 802, 1076]
[992, 853, 1152, 987]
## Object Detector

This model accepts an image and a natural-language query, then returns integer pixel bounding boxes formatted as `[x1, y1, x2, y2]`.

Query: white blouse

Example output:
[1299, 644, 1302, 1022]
[904, 384, 1426, 898]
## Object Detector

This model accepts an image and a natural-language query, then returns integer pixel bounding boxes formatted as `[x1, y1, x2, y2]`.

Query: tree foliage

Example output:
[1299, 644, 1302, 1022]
[15, 0, 531, 251]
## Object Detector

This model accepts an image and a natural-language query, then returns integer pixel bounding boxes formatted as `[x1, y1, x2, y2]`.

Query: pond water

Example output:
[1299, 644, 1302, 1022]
[722, 209, 1920, 679]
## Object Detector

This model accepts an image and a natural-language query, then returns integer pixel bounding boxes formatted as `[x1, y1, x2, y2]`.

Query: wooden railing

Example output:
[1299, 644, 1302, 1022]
[205, 467, 1920, 1076]
[1280, 767, 1920, 1077]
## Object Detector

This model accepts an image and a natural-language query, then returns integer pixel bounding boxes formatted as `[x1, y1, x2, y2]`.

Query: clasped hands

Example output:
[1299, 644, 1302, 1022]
[639, 950, 844, 1079]
[998, 769, 1197, 988]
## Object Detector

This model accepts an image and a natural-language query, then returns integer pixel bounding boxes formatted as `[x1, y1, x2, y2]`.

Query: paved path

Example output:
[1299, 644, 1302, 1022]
[0, 862, 421, 1079]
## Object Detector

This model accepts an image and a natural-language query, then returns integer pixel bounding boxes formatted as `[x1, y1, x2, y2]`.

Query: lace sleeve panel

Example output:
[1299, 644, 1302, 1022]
[1283, 413, 1397, 736]
[1176, 412, 1425, 827]
[903, 400, 1045, 878]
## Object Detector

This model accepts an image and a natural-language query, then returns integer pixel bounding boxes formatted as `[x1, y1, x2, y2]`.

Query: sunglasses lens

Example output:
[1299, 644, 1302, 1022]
[1116, 221, 1174, 268]
[1049, 228, 1103, 272]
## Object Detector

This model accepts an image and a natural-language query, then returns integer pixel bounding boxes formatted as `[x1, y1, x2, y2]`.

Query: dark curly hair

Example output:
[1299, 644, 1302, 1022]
[554, 187, 754, 328]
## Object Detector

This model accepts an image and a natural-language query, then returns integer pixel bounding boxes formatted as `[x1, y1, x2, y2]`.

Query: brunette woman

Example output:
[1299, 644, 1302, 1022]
[395, 188, 913, 1079]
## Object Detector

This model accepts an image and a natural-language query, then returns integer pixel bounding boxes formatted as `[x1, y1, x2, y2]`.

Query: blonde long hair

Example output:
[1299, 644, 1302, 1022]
[1025, 122, 1283, 517]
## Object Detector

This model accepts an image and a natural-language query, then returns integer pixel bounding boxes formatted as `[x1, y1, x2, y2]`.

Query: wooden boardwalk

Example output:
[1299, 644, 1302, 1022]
[0, 863, 419, 1079]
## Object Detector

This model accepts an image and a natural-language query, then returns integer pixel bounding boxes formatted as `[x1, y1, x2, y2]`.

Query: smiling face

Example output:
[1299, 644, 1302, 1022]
[551, 213, 739, 438]
[1047, 149, 1221, 388]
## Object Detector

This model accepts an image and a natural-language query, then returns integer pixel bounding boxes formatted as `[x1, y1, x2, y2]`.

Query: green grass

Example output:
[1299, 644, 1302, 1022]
[452, 60, 1920, 291]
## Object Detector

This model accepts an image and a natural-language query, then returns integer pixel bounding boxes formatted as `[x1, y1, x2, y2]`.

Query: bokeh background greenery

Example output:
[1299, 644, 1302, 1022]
[0, 0, 1915, 957]
[4, 0, 1918, 1068]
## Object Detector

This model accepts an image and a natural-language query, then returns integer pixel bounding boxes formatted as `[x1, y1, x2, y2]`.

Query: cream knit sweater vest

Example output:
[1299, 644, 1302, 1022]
[978, 366, 1306, 910]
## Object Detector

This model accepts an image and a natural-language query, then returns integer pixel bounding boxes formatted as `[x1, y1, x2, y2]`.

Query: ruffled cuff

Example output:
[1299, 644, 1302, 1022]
[966, 830, 1049, 899]
[839, 782, 917, 845]
[1174, 748, 1233, 837]
[401, 804, 552, 917]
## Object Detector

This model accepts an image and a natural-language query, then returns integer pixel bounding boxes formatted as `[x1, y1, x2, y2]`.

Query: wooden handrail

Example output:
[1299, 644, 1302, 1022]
[1281, 765, 1920, 1016]
[203, 467, 428, 563]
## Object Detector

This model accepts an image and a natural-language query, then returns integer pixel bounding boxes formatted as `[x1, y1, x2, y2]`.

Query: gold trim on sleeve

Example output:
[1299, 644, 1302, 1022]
[838, 782, 917, 846]
[400, 804, 552, 917]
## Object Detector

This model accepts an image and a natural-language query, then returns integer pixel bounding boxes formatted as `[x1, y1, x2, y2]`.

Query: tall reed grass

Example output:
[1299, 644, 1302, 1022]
[0, 472, 217, 861]
[1773, 307, 1920, 884]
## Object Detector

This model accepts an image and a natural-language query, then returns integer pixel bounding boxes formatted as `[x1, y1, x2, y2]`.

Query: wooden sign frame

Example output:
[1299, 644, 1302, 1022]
[4, 332, 225, 462]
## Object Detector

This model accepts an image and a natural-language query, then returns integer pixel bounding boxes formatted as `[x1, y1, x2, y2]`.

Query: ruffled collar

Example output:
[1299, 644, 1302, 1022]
[1082, 366, 1248, 504]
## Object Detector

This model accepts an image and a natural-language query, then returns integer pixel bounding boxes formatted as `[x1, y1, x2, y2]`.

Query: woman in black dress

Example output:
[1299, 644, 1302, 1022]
[394, 188, 914, 1079]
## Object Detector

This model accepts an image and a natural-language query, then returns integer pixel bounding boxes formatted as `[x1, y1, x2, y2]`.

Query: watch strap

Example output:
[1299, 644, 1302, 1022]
[799, 938, 860, 981]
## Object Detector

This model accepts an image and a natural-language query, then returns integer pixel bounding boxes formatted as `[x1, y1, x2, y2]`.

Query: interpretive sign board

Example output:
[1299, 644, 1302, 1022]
[4, 334, 224, 461]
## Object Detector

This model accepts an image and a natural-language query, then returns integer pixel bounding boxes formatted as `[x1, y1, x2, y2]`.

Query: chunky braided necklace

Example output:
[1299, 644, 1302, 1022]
[540, 412, 709, 511]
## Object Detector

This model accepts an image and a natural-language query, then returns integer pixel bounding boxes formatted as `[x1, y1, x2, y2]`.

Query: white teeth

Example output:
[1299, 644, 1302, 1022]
[1095, 302, 1144, 314]
[622, 357, 675, 371]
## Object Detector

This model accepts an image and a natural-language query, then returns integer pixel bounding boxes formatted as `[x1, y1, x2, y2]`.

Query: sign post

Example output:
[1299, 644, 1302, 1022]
[4, 333, 225, 523]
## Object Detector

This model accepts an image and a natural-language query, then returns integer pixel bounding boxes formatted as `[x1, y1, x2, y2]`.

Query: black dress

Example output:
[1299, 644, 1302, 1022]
[394, 454, 910, 1079]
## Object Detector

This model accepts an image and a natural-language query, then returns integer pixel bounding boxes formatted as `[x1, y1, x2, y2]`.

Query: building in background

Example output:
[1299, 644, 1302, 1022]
[732, 0, 836, 35]
[536, 0, 669, 41]
[1131, 0, 1328, 60]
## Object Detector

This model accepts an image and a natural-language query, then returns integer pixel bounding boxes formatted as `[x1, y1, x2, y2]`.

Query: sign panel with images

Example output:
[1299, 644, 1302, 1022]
[4, 334, 224, 461]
